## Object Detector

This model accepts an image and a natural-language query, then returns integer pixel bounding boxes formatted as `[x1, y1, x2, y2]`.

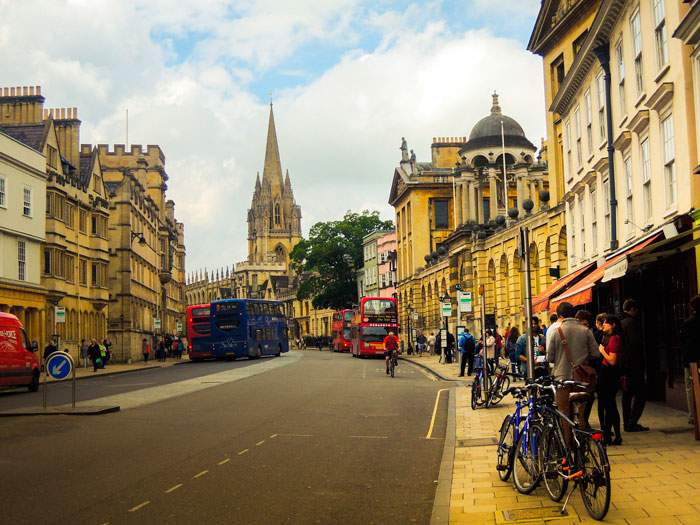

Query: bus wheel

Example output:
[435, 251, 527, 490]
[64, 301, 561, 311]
[275, 345, 281, 357]
[249, 346, 261, 360]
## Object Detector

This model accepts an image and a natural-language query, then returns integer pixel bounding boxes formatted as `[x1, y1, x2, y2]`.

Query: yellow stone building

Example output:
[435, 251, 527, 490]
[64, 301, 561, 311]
[390, 94, 567, 345]
[0, 87, 110, 360]
[95, 143, 187, 362]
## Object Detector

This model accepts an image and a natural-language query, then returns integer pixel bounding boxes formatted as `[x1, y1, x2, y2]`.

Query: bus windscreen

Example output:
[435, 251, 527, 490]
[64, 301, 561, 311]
[362, 299, 397, 322]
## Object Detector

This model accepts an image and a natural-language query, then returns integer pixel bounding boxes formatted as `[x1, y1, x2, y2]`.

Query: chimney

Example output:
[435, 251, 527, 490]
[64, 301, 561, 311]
[48, 106, 82, 169]
[0, 85, 45, 124]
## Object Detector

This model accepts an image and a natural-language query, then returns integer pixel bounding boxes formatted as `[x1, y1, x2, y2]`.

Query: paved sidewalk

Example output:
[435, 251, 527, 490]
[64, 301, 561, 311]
[415, 358, 700, 524]
[46, 357, 188, 383]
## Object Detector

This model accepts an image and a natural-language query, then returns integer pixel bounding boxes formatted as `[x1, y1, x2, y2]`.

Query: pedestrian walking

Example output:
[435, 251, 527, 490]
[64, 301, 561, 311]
[176, 337, 185, 359]
[680, 295, 700, 425]
[620, 299, 649, 432]
[102, 339, 112, 365]
[142, 337, 150, 363]
[80, 339, 89, 368]
[171, 337, 179, 358]
[494, 326, 503, 360]
[428, 332, 436, 355]
[506, 327, 520, 376]
[485, 329, 496, 370]
[88, 339, 101, 372]
[98, 340, 107, 368]
[458, 329, 475, 377]
[515, 328, 528, 377]
[43, 337, 58, 363]
[597, 315, 623, 445]
[416, 331, 427, 356]
[546, 302, 600, 444]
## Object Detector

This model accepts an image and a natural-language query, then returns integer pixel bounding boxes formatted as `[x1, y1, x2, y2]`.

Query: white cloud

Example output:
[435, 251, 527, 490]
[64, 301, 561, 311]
[0, 0, 545, 274]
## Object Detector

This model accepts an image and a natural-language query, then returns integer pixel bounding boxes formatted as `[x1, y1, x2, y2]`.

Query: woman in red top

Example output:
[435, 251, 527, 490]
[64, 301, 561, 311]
[597, 315, 623, 445]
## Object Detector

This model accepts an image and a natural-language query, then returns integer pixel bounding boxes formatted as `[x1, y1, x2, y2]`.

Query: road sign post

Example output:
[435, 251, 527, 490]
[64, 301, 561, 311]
[46, 352, 76, 409]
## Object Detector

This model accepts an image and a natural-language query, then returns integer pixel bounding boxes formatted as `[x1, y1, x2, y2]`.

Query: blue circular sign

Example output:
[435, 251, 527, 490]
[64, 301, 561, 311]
[46, 353, 73, 380]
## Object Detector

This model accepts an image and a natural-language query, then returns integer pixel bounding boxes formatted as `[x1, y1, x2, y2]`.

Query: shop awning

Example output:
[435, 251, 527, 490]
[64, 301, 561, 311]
[531, 262, 596, 314]
[550, 233, 663, 310]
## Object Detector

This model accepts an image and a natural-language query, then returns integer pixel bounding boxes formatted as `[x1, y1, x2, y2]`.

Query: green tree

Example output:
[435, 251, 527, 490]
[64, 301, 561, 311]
[290, 210, 393, 310]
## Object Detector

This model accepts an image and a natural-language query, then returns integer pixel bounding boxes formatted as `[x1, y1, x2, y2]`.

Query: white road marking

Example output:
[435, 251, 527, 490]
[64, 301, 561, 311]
[217, 458, 230, 466]
[255, 440, 265, 446]
[165, 483, 183, 493]
[426, 389, 449, 439]
[269, 433, 278, 439]
[128, 501, 150, 512]
[275, 433, 312, 437]
[193, 470, 208, 479]
[238, 448, 249, 455]
[349, 435, 388, 439]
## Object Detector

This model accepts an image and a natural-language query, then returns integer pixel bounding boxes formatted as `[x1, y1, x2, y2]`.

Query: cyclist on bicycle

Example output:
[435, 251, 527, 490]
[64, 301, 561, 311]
[383, 331, 400, 375]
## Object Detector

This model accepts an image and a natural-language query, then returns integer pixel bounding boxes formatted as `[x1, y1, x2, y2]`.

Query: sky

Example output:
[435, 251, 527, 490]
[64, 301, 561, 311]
[0, 0, 545, 275]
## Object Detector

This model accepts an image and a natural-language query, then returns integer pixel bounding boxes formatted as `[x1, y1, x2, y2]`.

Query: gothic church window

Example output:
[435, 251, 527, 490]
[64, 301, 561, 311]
[274, 203, 281, 225]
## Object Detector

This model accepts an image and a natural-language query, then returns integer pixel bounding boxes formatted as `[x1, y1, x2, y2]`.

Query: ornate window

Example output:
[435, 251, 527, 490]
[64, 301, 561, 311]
[274, 203, 281, 225]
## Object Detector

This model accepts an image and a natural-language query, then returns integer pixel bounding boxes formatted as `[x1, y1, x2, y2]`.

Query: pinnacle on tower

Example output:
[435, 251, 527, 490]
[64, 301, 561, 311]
[491, 92, 502, 115]
[284, 169, 292, 193]
[262, 103, 284, 194]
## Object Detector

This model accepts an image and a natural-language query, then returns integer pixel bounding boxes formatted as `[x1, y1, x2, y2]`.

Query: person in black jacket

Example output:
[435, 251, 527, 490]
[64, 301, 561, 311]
[680, 295, 700, 424]
[620, 299, 649, 432]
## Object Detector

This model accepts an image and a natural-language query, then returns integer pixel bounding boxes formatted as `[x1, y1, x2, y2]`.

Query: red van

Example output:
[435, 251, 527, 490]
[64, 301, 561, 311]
[0, 312, 40, 391]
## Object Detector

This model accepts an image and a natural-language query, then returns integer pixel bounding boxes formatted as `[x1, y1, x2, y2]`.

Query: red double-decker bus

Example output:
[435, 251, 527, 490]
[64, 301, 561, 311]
[332, 309, 355, 352]
[187, 303, 213, 361]
[350, 297, 399, 358]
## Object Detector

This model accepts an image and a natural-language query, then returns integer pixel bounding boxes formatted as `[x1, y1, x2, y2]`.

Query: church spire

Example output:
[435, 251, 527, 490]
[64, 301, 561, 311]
[262, 103, 284, 194]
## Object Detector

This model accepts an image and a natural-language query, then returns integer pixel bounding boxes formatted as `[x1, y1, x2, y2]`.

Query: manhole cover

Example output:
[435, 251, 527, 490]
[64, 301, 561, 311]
[501, 506, 569, 522]
[456, 437, 498, 447]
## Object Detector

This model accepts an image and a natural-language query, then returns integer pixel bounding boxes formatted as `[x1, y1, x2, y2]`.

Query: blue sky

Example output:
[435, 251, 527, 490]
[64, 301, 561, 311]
[150, 0, 541, 104]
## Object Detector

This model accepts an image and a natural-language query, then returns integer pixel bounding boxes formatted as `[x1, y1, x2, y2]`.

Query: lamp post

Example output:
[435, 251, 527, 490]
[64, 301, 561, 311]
[406, 304, 414, 354]
[440, 293, 451, 363]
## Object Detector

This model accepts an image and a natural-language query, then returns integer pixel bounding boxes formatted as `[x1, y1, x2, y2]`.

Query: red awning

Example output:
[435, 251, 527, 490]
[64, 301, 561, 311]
[550, 233, 663, 311]
[531, 262, 596, 314]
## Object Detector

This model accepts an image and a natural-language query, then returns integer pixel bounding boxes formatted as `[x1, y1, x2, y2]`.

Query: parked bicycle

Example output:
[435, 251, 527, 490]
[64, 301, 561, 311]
[470, 357, 493, 410]
[496, 386, 527, 481]
[537, 378, 611, 520]
[486, 362, 522, 407]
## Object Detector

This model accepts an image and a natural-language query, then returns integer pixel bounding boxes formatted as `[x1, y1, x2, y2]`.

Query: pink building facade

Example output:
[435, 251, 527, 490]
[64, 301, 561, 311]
[376, 231, 397, 298]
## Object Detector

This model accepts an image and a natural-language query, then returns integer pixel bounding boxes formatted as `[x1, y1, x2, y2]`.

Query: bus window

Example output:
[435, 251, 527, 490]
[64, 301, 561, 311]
[361, 326, 389, 343]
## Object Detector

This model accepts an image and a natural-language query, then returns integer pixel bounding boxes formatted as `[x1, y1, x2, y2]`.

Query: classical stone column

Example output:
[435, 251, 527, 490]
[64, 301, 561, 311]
[488, 167, 498, 220]
[468, 181, 477, 222]
[516, 175, 524, 212]
[456, 185, 463, 225]
[476, 184, 484, 223]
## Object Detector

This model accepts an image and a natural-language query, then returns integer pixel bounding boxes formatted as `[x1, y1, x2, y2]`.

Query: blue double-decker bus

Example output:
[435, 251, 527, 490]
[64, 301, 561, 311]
[210, 299, 289, 359]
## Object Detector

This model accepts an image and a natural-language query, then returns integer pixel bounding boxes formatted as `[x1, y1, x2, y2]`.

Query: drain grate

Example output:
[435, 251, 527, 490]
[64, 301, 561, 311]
[500, 506, 570, 522]
[456, 437, 498, 447]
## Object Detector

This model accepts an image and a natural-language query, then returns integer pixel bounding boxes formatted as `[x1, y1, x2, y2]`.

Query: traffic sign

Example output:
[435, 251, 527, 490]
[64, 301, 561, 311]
[55, 306, 66, 324]
[458, 291, 473, 314]
[440, 301, 452, 317]
[154, 318, 161, 331]
[176, 321, 183, 333]
[46, 352, 73, 380]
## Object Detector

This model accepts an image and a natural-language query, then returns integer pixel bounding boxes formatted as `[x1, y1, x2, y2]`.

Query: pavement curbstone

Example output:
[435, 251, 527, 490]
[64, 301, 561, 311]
[46, 359, 190, 384]
[399, 356, 462, 382]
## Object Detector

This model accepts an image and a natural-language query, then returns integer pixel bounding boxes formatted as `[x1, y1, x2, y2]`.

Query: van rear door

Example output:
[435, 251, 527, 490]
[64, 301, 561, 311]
[0, 322, 23, 386]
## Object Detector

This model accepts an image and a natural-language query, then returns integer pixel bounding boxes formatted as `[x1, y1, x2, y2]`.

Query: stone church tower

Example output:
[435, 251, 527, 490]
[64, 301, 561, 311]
[247, 104, 302, 266]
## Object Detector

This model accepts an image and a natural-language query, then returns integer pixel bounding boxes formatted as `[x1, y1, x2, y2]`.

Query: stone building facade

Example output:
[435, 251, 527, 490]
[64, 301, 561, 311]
[527, 0, 700, 409]
[96, 144, 186, 362]
[0, 87, 110, 360]
[390, 94, 566, 344]
[0, 127, 47, 347]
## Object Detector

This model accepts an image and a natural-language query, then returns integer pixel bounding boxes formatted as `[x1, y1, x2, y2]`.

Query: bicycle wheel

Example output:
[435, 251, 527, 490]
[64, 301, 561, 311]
[512, 423, 542, 494]
[541, 427, 568, 502]
[490, 375, 510, 406]
[390, 358, 395, 377]
[496, 415, 515, 481]
[471, 378, 481, 410]
[578, 435, 611, 520]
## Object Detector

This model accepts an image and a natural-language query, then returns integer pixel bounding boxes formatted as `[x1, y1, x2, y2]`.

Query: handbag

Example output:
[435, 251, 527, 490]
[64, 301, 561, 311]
[557, 327, 597, 392]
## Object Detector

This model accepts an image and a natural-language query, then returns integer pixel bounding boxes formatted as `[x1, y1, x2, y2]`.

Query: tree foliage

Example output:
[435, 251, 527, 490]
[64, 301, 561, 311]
[290, 210, 393, 310]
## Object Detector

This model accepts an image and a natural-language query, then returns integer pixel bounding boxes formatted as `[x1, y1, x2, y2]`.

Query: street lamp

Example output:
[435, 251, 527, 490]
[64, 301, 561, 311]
[131, 231, 146, 245]
[406, 304, 414, 354]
